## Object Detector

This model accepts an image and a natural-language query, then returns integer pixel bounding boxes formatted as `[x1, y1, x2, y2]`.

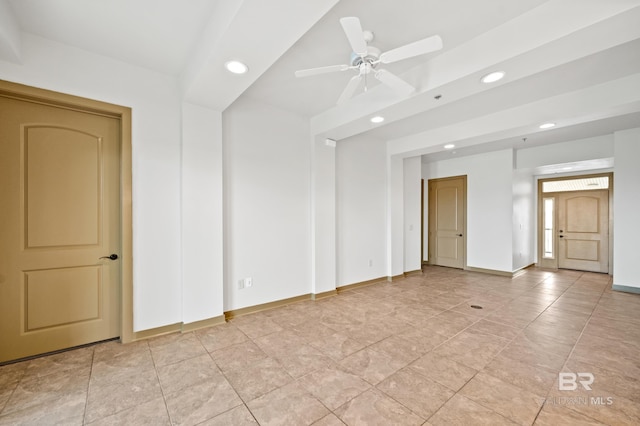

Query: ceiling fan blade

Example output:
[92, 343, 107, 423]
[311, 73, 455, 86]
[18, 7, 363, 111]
[374, 69, 415, 94]
[340, 17, 367, 56]
[379, 35, 443, 64]
[295, 64, 350, 78]
[337, 74, 362, 104]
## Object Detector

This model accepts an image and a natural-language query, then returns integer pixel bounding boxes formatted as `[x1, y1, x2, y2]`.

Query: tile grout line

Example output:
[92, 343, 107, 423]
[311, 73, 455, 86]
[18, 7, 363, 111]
[201, 332, 265, 426]
[530, 272, 610, 425]
[425, 274, 552, 424]
[146, 342, 174, 426]
[81, 346, 96, 425]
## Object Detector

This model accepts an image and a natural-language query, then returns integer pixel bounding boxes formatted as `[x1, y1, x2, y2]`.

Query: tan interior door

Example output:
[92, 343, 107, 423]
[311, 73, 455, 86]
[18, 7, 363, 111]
[558, 190, 609, 273]
[0, 95, 120, 363]
[428, 176, 465, 269]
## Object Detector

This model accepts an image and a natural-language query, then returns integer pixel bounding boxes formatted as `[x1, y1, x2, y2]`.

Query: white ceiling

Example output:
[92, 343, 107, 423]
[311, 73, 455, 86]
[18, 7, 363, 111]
[8, 0, 217, 75]
[2, 0, 640, 164]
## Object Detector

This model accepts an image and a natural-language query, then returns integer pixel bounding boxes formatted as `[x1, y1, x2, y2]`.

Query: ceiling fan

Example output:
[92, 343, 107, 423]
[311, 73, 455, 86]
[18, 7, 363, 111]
[295, 17, 443, 104]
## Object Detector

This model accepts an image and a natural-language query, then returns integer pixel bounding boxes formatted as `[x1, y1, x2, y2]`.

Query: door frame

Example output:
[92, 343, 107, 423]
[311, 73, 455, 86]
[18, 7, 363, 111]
[0, 80, 134, 343]
[426, 175, 467, 268]
[536, 172, 613, 273]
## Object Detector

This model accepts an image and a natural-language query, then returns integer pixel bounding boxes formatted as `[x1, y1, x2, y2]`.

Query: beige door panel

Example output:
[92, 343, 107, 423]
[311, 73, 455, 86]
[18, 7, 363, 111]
[428, 176, 465, 269]
[558, 190, 609, 273]
[0, 96, 120, 363]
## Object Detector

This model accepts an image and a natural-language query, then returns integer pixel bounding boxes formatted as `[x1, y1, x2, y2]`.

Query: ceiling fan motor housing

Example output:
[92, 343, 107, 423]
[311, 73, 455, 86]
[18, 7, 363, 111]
[350, 45, 381, 68]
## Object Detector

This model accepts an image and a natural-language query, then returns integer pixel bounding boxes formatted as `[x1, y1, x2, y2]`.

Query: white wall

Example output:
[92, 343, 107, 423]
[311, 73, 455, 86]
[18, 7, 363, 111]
[312, 137, 336, 295]
[613, 128, 640, 292]
[403, 157, 422, 272]
[0, 34, 183, 331]
[516, 135, 614, 169]
[336, 134, 387, 285]
[512, 168, 535, 270]
[423, 149, 515, 272]
[181, 103, 224, 324]
[222, 97, 311, 310]
[389, 155, 405, 277]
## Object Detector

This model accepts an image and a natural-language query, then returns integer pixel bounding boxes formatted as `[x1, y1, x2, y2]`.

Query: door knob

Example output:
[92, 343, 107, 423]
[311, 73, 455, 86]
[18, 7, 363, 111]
[559, 236, 564, 238]
[99, 254, 118, 260]
[457, 234, 463, 237]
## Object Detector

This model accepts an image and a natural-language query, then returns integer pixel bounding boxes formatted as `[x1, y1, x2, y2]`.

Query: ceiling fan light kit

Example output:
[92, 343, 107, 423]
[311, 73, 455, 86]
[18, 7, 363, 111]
[295, 16, 443, 105]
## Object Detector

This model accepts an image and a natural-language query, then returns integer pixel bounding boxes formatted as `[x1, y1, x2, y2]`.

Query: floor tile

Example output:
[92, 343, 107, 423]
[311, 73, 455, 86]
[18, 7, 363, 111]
[198, 404, 258, 425]
[466, 319, 521, 340]
[22, 346, 94, 381]
[223, 356, 293, 402]
[334, 388, 424, 426]
[459, 372, 543, 425]
[247, 382, 329, 426]
[253, 329, 308, 358]
[210, 340, 268, 373]
[482, 353, 558, 398]
[431, 329, 510, 370]
[312, 413, 347, 425]
[164, 372, 242, 425]
[534, 403, 606, 425]
[563, 358, 640, 403]
[308, 332, 367, 361]
[339, 348, 406, 385]
[396, 326, 450, 353]
[499, 336, 568, 373]
[90, 341, 154, 385]
[409, 351, 478, 392]
[298, 364, 371, 410]
[376, 368, 454, 419]
[418, 310, 479, 337]
[196, 323, 249, 352]
[87, 396, 171, 426]
[1, 266, 639, 425]
[231, 315, 284, 339]
[368, 335, 426, 365]
[3, 368, 90, 415]
[85, 369, 162, 423]
[571, 334, 640, 380]
[272, 344, 333, 378]
[428, 394, 517, 425]
[148, 332, 208, 367]
[0, 391, 86, 426]
[156, 353, 221, 396]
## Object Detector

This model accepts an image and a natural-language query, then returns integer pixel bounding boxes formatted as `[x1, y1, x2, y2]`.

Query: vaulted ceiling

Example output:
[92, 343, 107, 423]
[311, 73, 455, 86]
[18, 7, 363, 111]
[2, 0, 639, 163]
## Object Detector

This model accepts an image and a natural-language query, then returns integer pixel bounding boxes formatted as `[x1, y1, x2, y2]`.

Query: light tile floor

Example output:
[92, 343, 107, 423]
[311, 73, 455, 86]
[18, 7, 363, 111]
[1, 266, 640, 425]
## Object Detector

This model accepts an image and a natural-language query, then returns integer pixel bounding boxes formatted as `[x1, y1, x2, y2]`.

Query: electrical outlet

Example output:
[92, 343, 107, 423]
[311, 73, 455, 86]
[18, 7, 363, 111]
[368, 259, 373, 267]
[238, 279, 244, 289]
[245, 277, 253, 288]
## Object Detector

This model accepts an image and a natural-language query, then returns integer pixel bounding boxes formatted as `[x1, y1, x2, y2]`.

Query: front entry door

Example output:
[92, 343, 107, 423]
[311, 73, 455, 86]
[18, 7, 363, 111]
[428, 176, 466, 269]
[557, 190, 609, 273]
[0, 95, 121, 363]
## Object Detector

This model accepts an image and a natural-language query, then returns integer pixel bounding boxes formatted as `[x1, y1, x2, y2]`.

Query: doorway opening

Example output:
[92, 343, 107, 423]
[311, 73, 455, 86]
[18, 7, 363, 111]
[537, 172, 612, 273]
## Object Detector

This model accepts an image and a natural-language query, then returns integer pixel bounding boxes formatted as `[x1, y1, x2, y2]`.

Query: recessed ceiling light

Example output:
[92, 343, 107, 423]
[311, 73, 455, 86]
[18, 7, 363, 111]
[539, 122, 556, 129]
[370, 116, 385, 123]
[225, 60, 248, 74]
[481, 71, 505, 84]
[444, 144, 455, 149]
